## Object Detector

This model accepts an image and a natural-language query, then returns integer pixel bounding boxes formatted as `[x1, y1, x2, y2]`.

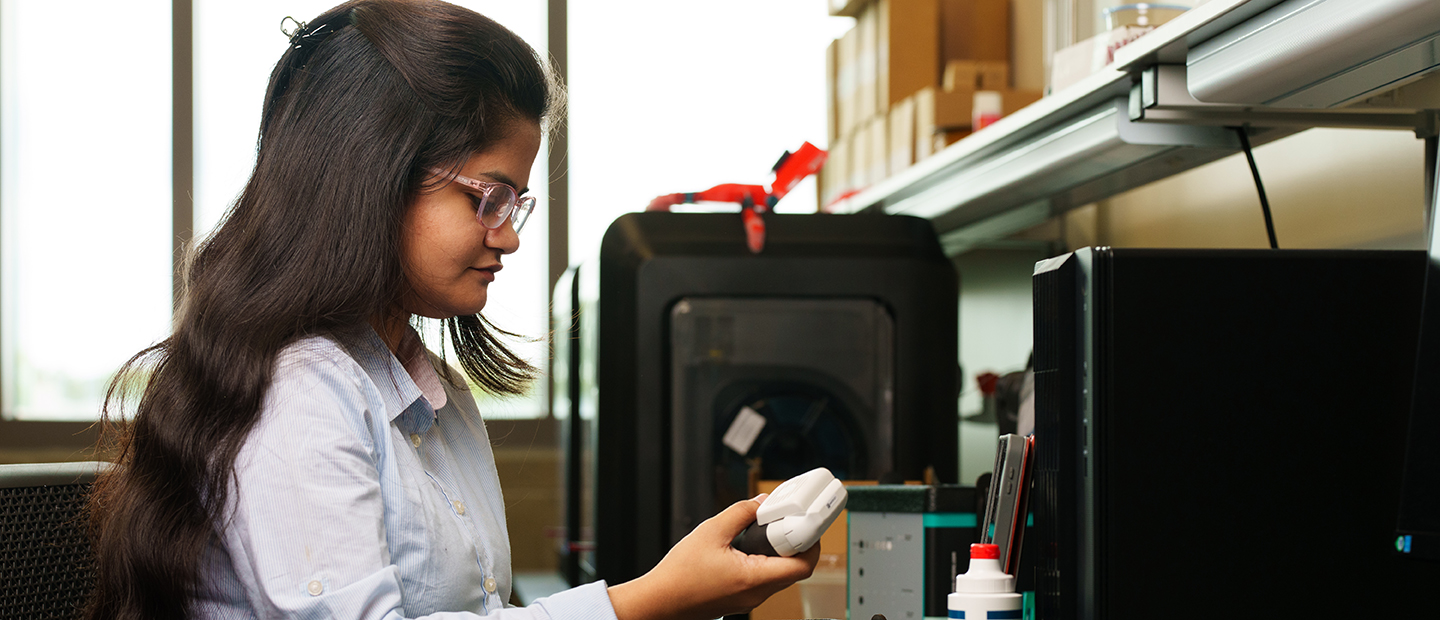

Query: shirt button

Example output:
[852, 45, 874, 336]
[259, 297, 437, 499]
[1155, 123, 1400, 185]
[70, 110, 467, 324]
[484, 577, 497, 593]
[453, 500, 466, 515]
[307, 580, 323, 596]
[410, 433, 422, 447]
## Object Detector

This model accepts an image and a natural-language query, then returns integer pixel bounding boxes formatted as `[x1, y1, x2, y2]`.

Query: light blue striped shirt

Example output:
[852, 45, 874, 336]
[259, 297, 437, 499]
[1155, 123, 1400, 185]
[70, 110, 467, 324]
[197, 329, 616, 620]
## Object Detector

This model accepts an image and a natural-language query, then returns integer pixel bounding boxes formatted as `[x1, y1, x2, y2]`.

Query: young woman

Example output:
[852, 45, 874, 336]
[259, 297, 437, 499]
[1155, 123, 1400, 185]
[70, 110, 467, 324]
[85, 2, 818, 619]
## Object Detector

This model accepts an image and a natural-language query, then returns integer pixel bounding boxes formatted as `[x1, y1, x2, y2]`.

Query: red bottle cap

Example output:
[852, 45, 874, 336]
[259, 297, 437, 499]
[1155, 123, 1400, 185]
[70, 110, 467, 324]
[970, 543, 1000, 559]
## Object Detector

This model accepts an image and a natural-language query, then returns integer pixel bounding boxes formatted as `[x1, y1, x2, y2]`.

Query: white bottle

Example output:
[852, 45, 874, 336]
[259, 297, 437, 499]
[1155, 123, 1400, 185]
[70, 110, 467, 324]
[948, 543, 1022, 620]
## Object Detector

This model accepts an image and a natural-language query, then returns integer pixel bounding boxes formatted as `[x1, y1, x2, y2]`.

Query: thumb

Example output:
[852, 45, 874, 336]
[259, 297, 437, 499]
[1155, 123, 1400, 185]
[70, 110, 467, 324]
[702, 497, 763, 541]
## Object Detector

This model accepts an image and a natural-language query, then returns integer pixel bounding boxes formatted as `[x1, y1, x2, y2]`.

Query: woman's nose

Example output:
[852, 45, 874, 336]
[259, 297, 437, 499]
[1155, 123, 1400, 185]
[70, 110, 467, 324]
[486, 218, 521, 254]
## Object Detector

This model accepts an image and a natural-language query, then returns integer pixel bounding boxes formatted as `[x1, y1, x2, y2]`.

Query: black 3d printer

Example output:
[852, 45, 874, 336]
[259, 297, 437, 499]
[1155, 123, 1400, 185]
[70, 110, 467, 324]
[552, 211, 959, 587]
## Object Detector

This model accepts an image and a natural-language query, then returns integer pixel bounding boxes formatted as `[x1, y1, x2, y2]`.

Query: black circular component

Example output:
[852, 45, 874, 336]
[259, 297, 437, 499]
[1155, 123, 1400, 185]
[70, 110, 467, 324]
[712, 379, 870, 507]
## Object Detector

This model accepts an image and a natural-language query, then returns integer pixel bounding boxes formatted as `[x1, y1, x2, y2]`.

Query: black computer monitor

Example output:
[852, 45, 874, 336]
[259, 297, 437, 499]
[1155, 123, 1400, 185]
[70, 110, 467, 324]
[1395, 162, 1440, 561]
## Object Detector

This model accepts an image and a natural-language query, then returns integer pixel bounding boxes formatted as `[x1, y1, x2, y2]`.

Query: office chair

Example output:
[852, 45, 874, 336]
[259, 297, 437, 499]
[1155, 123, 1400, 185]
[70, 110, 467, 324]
[0, 461, 112, 620]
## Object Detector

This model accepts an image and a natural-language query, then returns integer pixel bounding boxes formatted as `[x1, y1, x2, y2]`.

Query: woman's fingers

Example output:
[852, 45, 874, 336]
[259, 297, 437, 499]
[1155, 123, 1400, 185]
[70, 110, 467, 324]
[702, 497, 764, 542]
[744, 538, 821, 583]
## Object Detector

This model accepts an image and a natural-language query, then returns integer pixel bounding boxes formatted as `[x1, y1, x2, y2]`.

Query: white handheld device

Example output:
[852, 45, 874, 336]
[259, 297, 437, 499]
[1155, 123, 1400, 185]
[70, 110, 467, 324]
[733, 467, 848, 557]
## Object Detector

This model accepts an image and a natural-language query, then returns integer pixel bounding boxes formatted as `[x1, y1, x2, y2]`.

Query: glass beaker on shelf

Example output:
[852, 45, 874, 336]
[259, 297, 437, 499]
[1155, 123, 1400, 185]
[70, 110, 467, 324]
[1094, 0, 1204, 36]
[1103, 3, 1193, 30]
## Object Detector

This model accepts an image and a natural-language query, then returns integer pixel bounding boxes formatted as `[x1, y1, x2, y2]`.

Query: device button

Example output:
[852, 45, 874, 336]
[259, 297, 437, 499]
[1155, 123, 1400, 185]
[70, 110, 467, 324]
[307, 580, 323, 596]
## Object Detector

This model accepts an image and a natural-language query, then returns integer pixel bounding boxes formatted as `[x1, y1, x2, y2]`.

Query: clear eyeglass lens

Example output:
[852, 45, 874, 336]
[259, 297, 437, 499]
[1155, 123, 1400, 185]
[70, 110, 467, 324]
[477, 184, 517, 229]
[511, 198, 535, 233]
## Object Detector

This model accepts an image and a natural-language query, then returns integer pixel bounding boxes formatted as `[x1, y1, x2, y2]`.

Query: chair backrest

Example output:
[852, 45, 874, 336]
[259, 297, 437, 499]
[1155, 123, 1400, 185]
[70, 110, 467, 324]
[0, 461, 112, 620]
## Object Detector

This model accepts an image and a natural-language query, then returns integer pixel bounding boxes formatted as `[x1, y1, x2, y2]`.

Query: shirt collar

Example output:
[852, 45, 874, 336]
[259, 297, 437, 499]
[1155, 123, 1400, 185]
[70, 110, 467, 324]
[396, 327, 449, 411]
[344, 326, 442, 432]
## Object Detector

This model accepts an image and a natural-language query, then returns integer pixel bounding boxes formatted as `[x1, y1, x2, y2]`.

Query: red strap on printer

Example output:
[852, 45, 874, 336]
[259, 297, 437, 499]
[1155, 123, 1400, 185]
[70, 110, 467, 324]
[643, 142, 828, 255]
[742, 206, 766, 254]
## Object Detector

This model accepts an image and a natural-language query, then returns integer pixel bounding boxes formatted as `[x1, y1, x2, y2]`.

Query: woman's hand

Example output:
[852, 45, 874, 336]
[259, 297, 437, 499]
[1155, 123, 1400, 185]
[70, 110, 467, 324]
[607, 495, 821, 620]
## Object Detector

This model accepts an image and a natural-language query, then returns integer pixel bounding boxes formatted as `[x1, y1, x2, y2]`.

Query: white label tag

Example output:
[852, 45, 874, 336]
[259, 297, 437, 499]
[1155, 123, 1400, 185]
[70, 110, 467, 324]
[722, 406, 767, 456]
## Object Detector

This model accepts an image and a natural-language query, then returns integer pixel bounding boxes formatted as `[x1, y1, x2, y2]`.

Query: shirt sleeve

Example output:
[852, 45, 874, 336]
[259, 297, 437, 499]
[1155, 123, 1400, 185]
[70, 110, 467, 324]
[216, 350, 621, 620]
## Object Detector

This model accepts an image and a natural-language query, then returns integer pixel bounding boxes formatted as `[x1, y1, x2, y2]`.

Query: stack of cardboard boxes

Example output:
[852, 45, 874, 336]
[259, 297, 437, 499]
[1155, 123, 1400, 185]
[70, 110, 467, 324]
[819, 0, 1042, 210]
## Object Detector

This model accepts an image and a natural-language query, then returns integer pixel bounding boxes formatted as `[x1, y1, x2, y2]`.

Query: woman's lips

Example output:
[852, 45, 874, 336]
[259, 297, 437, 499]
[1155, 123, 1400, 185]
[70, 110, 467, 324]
[471, 265, 501, 282]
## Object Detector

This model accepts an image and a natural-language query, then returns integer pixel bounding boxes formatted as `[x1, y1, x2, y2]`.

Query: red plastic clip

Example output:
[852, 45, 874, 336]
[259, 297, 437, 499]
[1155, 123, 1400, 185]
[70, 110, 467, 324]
[742, 206, 766, 254]
[644, 142, 827, 254]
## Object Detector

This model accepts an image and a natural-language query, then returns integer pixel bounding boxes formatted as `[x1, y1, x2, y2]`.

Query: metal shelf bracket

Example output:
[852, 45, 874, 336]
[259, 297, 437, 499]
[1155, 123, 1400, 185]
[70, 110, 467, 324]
[1131, 65, 1438, 136]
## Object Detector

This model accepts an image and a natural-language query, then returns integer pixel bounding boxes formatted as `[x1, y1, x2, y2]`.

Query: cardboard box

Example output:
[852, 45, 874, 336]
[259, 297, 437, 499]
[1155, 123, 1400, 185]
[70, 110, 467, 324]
[826, 38, 840, 145]
[837, 26, 859, 139]
[1011, 0, 1046, 90]
[750, 582, 804, 620]
[820, 138, 833, 208]
[877, 0, 942, 112]
[830, 0, 1009, 138]
[867, 115, 888, 184]
[888, 96, 916, 176]
[932, 128, 972, 153]
[875, 0, 890, 116]
[915, 85, 1038, 160]
[1049, 25, 1155, 93]
[816, 163, 825, 212]
[821, 134, 850, 209]
[817, 150, 829, 211]
[828, 0, 867, 17]
[849, 124, 870, 191]
[943, 59, 1009, 91]
[856, 5, 879, 125]
[942, 0, 1010, 62]
[915, 86, 937, 162]
[919, 85, 1042, 130]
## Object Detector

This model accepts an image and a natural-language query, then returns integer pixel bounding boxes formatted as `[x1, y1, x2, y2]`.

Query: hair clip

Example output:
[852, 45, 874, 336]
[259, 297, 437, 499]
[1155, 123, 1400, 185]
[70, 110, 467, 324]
[280, 16, 307, 41]
[280, 15, 337, 50]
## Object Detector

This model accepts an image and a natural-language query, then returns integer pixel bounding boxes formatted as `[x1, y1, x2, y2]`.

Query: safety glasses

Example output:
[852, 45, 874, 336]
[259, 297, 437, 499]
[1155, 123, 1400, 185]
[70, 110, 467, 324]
[430, 168, 536, 233]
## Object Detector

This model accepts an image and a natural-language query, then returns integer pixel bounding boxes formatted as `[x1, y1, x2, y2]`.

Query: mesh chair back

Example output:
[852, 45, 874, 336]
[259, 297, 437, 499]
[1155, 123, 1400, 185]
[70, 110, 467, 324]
[0, 462, 111, 620]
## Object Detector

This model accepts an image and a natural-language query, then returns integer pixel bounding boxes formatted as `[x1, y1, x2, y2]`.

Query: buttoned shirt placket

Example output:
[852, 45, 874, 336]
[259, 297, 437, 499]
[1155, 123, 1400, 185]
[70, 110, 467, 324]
[398, 396, 498, 612]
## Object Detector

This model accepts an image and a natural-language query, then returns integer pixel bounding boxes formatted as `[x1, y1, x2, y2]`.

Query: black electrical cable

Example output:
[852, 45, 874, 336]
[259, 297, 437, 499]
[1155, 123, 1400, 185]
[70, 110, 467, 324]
[1235, 127, 1279, 249]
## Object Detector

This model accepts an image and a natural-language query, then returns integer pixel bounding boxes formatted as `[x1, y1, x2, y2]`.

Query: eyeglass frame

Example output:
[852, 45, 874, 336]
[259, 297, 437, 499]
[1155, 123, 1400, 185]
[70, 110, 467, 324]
[427, 167, 536, 233]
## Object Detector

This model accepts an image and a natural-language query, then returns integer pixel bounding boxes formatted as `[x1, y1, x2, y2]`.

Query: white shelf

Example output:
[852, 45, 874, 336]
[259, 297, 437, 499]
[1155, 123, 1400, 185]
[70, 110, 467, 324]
[829, 0, 1440, 255]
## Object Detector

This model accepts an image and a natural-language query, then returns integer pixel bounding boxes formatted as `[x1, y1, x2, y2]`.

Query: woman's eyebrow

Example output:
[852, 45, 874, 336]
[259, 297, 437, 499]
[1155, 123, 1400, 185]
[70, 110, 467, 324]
[477, 171, 528, 196]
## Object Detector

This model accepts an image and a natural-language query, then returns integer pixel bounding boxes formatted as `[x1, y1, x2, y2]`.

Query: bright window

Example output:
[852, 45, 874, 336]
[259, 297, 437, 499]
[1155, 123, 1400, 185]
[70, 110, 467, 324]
[0, 0, 173, 420]
[567, 0, 853, 263]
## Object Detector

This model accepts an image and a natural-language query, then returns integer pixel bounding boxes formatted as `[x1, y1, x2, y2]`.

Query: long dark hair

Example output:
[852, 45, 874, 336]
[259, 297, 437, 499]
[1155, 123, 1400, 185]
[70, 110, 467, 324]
[85, 3, 560, 618]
